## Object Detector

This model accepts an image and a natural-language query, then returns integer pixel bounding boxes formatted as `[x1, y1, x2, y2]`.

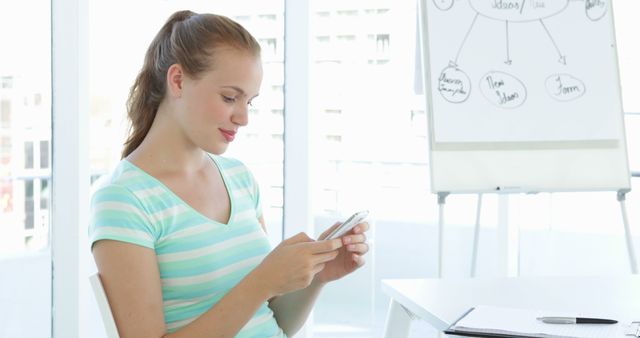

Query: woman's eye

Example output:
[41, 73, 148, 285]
[222, 95, 236, 103]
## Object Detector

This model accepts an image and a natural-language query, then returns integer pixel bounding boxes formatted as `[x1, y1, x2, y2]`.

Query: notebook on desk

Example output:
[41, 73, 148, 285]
[444, 305, 639, 338]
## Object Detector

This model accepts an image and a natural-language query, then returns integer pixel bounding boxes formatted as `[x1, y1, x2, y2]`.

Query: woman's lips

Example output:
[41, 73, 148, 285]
[219, 129, 236, 142]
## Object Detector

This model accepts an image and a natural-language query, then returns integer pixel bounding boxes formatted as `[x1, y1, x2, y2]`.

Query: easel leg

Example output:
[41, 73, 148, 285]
[618, 190, 638, 274]
[497, 194, 519, 277]
[471, 193, 482, 277]
[437, 192, 449, 278]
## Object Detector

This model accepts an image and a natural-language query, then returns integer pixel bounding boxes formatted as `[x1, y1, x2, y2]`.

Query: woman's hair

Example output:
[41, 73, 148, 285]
[122, 10, 261, 158]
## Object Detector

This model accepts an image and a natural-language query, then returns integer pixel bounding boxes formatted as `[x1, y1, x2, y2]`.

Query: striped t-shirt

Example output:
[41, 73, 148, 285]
[89, 155, 285, 337]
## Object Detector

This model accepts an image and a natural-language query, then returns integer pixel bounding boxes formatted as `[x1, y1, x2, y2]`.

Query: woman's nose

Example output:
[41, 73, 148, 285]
[232, 105, 249, 126]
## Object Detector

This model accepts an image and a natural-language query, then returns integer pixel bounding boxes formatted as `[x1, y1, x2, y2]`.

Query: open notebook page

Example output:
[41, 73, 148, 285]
[450, 305, 629, 338]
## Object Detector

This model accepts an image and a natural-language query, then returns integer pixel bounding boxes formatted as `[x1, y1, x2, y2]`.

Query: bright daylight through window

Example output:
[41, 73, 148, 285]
[0, 1, 52, 337]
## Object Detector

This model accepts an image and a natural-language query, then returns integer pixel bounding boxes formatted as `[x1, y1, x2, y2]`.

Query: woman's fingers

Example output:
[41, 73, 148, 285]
[352, 253, 366, 267]
[352, 222, 370, 234]
[345, 243, 369, 254]
[312, 250, 340, 264]
[306, 238, 343, 253]
[318, 222, 342, 240]
[341, 233, 367, 245]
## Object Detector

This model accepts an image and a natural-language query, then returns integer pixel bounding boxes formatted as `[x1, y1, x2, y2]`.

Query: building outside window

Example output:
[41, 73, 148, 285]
[39, 140, 49, 169]
[24, 141, 33, 169]
[0, 1, 52, 337]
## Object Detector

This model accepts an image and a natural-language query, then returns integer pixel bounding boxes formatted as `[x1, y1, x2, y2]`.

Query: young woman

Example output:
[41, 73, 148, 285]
[89, 10, 370, 338]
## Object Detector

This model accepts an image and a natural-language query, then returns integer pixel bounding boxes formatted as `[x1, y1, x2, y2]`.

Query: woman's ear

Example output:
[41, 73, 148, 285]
[166, 64, 184, 98]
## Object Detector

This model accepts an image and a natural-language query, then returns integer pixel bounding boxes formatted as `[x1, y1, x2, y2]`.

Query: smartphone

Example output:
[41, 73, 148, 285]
[325, 210, 369, 240]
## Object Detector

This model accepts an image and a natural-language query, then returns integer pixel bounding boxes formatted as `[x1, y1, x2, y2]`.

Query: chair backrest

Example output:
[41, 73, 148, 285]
[89, 273, 120, 338]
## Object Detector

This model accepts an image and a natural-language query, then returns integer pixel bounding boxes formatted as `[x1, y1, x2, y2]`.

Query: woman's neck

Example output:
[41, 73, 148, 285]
[126, 106, 207, 176]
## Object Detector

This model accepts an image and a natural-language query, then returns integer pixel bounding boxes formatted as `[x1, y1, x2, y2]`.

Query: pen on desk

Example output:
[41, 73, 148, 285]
[537, 317, 618, 324]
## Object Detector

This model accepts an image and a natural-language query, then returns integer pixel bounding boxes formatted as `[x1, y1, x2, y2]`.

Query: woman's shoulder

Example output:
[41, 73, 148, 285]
[90, 159, 153, 197]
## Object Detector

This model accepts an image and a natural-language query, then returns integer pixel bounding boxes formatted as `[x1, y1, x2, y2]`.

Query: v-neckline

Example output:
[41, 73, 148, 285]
[124, 154, 234, 226]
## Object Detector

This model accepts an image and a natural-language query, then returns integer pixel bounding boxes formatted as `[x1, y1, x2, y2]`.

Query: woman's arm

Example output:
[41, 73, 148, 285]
[93, 240, 269, 338]
[268, 277, 327, 335]
[93, 232, 342, 338]
[260, 217, 369, 337]
[260, 215, 326, 335]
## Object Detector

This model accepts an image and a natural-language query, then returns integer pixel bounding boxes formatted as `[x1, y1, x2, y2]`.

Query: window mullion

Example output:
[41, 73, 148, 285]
[51, 0, 90, 336]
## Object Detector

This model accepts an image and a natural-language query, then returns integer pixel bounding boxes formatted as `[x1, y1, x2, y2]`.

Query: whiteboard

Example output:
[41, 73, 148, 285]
[418, 0, 630, 193]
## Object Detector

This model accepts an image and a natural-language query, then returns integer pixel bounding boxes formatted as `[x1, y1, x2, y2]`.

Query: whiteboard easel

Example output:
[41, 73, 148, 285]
[417, 0, 637, 276]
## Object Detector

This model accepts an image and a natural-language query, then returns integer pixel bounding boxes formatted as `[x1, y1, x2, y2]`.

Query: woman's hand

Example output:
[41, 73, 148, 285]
[314, 221, 370, 284]
[253, 232, 343, 298]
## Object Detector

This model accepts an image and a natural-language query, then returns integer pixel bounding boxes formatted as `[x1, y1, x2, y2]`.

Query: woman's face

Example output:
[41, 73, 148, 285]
[176, 48, 263, 155]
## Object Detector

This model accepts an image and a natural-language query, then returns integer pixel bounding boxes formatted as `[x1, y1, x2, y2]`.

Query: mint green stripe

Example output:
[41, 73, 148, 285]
[91, 157, 275, 333]
[162, 267, 253, 300]
[159, 241, 269, 277]
[156, 226, 260, 254]
[165, 296, 217, 322]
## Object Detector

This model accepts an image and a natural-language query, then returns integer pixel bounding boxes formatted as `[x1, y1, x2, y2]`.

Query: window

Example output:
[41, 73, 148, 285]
[233, 15, 251, 23]
[24, 180, 34, 230]
[325, 134, 342, 143]
[336, 9, 358, 16]
[260, 38, 278, 57]
[410, 109, 428, 137]
[269, 186, 284, 208]
[0, 136, 10, 161]
[311, 2, 416, 335]
[40, 179, 49, 210]
[1, 181, 11, 213]
[24, 141, 34, 169]
[316, 35, 330, 43]
[321, 188, 339, 212]
[0, 9, 51, 337]
[258, 14, 277, 22]
[1, 76, 13, 89]
[1, 100, 10, 128]
[336, 34, 356, 42]
[376, 33, 390, 52]
[39, 140, 49, 169]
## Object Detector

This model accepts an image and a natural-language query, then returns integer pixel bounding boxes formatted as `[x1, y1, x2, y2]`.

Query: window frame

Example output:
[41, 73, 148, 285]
[51, 0, 91, 336]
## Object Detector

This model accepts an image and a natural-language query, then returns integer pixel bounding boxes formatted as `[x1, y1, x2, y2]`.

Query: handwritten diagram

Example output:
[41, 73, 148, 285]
[434, 0, 606, 108]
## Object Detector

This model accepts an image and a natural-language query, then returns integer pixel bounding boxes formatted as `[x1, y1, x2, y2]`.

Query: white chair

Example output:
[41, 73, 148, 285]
[89, 273, 120, 338]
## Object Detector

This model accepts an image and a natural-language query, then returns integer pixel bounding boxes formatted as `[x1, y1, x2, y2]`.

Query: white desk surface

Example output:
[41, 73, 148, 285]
[382, 275, 640, 331]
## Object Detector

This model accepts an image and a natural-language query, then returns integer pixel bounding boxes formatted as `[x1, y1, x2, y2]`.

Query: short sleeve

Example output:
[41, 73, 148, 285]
[89, 184, 157, 250]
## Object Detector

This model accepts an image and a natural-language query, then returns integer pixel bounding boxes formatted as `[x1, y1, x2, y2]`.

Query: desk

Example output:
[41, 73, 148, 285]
[382, 275, 640, 338]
